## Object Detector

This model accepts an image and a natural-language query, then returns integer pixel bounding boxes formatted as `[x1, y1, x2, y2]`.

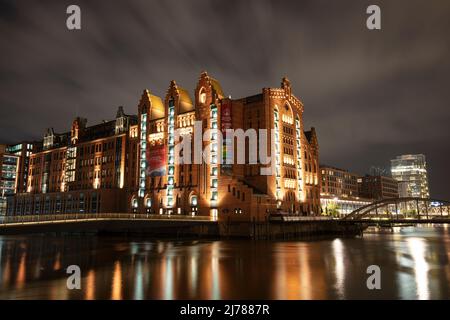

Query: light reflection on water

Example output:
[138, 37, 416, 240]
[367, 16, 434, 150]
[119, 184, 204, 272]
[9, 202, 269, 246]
[111, 261, 122, 300]
[85, 269, 95, 300]
[407, 238, 429, 300]
[0, 226, 449, 300]
[332, 239, 345, 299]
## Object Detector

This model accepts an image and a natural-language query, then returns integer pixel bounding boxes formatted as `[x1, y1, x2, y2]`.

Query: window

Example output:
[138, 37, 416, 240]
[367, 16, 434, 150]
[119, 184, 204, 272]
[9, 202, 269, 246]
[199, 90, 206, 104]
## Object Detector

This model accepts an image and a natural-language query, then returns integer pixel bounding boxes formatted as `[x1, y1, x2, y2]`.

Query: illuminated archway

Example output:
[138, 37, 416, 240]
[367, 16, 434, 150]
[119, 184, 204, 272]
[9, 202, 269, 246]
[131, 196, 138, 213]
[189, 192, 198, 216]
[199, 87, 207, 105]
[144, 194, 152, 214]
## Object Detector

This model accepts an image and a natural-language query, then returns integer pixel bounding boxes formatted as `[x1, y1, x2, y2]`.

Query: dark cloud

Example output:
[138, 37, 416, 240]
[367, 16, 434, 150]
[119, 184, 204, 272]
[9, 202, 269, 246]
[0, 0, 449, 198]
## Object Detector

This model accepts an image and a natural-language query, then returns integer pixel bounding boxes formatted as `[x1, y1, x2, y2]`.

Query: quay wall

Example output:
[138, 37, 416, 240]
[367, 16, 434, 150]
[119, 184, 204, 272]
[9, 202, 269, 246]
[0, 219, 364, 239]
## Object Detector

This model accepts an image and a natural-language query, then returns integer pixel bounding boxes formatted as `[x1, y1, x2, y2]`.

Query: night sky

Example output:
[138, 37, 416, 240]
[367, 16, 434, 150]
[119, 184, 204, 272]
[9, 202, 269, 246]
[0, 0, 449, 199]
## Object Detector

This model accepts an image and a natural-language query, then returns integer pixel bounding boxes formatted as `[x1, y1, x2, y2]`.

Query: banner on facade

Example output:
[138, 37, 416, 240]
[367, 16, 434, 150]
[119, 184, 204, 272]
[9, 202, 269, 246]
[147, 144, 166, 177]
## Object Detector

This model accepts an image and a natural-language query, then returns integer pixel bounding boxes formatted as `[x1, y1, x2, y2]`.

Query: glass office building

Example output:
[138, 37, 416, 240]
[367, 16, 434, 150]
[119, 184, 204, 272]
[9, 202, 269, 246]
[390, 154, 430, 198]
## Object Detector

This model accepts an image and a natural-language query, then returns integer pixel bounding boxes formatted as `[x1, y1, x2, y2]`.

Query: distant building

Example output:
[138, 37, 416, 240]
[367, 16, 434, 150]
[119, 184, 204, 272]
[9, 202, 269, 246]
[390, 154, 430, 198]
[320, 195, 372, 216]
[7, 107, 137, 216]
[6, 142, 35, 193]
[368, 166, 388, 177]
[0, 145, 19, 216]
[320, 166, 359, 198]
[358, 175, 399, 200]
[320, 166, 371, 216]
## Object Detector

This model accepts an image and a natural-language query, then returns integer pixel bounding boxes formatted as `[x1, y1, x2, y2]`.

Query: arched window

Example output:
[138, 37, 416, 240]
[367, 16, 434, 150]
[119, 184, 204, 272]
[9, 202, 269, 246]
[190, 195, 198, 206]
[282, 103, 293, 124]
[190, 194, 198, 216]
[199, 87, 206, 104]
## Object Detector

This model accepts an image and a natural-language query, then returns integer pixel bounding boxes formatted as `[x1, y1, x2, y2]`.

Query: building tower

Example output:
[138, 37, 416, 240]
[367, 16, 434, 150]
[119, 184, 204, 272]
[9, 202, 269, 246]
[390, 154, 430, 198]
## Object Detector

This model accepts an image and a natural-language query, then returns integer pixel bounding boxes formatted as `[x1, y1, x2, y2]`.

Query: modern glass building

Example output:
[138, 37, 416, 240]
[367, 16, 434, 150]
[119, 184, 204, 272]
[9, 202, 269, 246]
[390, 154, 430, 198]
[0, 145, 19, 216]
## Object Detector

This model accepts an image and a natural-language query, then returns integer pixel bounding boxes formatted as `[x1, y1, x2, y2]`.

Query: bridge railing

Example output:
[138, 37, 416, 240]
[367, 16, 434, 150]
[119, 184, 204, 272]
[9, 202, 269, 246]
[342, 197, 450, 221]
[0, 213, 214, 225]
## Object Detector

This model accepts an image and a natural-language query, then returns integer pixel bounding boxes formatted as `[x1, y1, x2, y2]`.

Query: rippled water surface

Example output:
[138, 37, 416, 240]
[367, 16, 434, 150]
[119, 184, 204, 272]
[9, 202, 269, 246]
[0, 226, 449, 299]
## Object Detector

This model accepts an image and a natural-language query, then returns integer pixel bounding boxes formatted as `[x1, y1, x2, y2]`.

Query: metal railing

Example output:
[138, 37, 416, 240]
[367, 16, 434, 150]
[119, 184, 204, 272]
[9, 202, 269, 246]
[0, 213, 214, 226]
[270, 215, 333, 222]
[342, 197, 450, 221]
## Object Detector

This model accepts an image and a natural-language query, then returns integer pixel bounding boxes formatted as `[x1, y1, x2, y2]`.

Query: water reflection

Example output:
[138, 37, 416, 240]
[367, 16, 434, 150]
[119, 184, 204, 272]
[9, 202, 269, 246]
[111, 261, 122, 300]
[2, 252, 10, 290]
[274, 243, 306, 299]
[332, 239, 345, 299]
[16, 252, 26, 290]
[407, 238, 430, 299]
[0, 226, 448, 300]
[211, 242, 220, 300]
[85, 270, 95, 300]
[189, 246, 198, 295]
[163, 256, 173, 300]
[134, 261, 143, 300]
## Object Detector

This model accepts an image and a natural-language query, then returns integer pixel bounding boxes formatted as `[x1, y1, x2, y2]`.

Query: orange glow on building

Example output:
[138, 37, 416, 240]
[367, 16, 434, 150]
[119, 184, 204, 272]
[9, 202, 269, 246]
[8, 72, 320, 221]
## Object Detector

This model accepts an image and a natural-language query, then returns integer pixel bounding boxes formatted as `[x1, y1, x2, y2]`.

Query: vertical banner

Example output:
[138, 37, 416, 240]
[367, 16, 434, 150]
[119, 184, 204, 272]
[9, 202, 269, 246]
[221, 99, 233, 175]
[147, 144, 166, 177]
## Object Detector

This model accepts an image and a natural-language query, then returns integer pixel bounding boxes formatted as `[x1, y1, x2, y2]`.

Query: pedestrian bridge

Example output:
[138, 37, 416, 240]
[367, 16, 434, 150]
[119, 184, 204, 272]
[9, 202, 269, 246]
[342, 197, 450, 223]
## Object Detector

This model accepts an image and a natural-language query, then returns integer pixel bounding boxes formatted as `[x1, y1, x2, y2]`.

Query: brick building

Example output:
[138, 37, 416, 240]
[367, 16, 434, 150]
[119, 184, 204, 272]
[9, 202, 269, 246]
[8, 107, 137, 215]
[319, 165, 372, 216]
[320, 166, 359, 198]
[358, 175, 399, 200]
[7, 72, 320, 221]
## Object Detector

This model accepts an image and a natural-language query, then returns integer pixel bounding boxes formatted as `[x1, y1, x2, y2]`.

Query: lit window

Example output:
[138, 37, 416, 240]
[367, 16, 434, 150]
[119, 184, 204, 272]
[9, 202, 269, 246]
[191, 196, 198, 206]
[200, 91, 206, 104]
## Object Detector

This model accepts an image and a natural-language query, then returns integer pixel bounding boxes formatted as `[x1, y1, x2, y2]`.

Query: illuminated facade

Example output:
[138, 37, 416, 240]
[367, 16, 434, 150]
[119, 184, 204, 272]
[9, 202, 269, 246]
[130, 73, 320, 221]
[320, 196, 372, 216]
[391, 154, 430, 198]
[320, 166, 359, 198]
[320, 165, 399, 216]
[7, 73, 320, 221]
[6, 142, 34, 193]
[0, 145, 19, 216]
[357, 175, 399, 200]
[320, 166, 371, 216]
[8, 107, 137, 215]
